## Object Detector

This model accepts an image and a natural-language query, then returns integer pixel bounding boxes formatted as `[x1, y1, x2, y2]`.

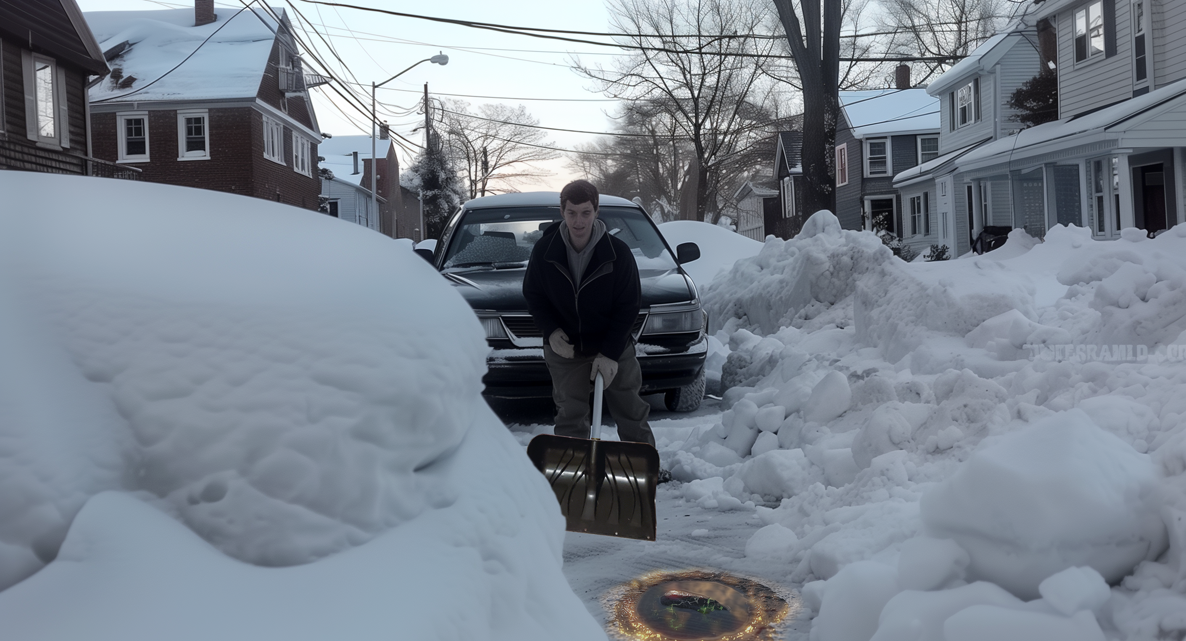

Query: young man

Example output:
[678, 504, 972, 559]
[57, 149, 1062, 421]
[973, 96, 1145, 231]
[522, 179, 655, 448]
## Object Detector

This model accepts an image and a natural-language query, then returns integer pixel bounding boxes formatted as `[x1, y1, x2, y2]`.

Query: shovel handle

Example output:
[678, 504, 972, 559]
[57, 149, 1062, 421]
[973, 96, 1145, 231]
[591, 371, 604, 440]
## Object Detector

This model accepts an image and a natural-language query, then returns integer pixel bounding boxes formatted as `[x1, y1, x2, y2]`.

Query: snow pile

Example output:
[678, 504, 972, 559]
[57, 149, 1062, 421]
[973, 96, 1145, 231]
[921, 411, 1167, 599]
[661, 218, 1186, 640]
[657, 219, 763, 290]
[701, 210, 892, 336]
[0, 173, 604, 640]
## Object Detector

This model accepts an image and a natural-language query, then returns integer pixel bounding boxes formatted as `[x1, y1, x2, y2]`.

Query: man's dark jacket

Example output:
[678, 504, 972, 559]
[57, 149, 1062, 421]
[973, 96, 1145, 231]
[523, 221, 641, 359]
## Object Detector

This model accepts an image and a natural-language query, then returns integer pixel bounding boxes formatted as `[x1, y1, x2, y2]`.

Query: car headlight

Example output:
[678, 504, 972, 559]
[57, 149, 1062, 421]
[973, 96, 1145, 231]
[643, 309, 704, 335]
[479, 316, 508, 339]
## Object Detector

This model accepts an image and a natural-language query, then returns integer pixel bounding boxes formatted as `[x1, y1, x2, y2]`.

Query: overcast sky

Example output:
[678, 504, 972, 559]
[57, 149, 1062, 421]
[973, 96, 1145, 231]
[76, 0, 630, 190]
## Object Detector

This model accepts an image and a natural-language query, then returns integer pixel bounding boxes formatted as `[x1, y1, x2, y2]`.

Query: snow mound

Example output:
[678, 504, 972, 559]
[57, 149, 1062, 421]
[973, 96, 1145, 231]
[702, 210, 891, 336]
[657, 219, 762, 289]
[920, 410, 1167, 599]
[0, 174, 602, 640]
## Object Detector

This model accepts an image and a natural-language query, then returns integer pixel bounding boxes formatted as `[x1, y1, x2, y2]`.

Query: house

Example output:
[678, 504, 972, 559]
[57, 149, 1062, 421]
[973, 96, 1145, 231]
[892, 23, 1040, 257]
[84, 1, 323, 210]
[772, 130, 805, 239]
[732, 178, 779, 241]
[834, 85, 941, 238]
[0, 0, 117, 176]
[898, 0, 1186, 257]
[317, 134, 419, 239]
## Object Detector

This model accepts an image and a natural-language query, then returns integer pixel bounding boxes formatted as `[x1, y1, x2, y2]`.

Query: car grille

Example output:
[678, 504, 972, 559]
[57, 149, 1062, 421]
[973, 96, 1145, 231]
[500, 313, 648, 342]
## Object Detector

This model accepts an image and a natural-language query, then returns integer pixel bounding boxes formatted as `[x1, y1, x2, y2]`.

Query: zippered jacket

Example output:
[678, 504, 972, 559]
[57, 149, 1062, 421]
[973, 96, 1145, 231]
[523, 221, 641, 360]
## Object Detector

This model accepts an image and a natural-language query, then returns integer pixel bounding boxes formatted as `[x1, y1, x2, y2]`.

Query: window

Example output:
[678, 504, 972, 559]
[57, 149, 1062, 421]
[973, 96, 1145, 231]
[955, 80, 979, 128]
[35, 58, 56, 140]
[0, 46, 5, 135]
[1075, 1, 1105, 63]
[262, 115, 285, 164]
[1133, 1, 1147, 82]
[117, 112, 150, 162]
[22, 52, 69, 147]
[326, 200, 339, 218]
[836, 143, 848, 186]
[177, 110, 209, 160]
[918, 136, 939, 164]
[865, 138, 888, 176]
[292, 133, 311, 176]
[909, 194, 930, 236]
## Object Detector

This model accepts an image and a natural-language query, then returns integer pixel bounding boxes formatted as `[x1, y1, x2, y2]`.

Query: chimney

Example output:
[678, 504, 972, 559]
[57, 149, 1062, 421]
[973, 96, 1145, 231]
[352, 151, 359, 175]
[895, 63, 911, 90]
[195, 0, 216, 27]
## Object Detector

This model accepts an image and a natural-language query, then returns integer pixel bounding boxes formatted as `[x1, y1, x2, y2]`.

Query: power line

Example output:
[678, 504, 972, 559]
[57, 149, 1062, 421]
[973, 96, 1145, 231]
[437, 106, 652, 138]
[354, 83, 617, 103]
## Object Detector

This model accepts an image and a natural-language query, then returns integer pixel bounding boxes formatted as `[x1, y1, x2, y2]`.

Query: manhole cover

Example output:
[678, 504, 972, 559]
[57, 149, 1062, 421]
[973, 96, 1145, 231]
[609, 570, 790, 640]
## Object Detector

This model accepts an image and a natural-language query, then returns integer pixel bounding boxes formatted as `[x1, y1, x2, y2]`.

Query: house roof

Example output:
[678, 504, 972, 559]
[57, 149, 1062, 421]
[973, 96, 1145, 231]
[0, 0, 109, 75]
[85, 7, 284, 103]
[892, 137, 992, 187]
[733, 179, 779, 202]
[953, 76, 1186, 173]
[775, 130, 802, 176]
[838, 89, 939, 138]
[318, 136, 394, 188]
[926, 32, 1019, 96]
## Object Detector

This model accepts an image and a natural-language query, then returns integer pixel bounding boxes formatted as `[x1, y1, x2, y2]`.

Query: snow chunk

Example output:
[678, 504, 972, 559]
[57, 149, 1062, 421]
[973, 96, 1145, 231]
[920, 410, 1167, 599]
[871, 582, 1022, 641]
[1038, 566, 1111, 616]
[805, 371, 852, 424]
[745, 523, 799, 562]
[943, 606, 1105, 641]
[896, 537, 970, 591]
[811, 560, 899, 641]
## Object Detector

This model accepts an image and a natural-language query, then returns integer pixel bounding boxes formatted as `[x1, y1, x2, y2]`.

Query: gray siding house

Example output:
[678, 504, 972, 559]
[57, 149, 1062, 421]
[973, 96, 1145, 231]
[834, 89, 940, 239]
[898, 0, 1186, 257]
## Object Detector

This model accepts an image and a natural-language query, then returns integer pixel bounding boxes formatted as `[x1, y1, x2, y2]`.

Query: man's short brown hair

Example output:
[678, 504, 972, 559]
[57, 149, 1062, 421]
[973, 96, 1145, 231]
[560, 179, 599, 211]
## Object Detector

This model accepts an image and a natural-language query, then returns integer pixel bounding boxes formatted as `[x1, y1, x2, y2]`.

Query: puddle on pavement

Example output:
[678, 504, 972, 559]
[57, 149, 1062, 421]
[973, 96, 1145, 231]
[608, 570, 792, 641]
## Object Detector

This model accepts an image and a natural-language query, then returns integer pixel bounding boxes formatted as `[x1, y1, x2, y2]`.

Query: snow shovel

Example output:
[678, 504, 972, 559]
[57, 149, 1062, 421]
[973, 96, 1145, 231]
[527, 372, 660, 541]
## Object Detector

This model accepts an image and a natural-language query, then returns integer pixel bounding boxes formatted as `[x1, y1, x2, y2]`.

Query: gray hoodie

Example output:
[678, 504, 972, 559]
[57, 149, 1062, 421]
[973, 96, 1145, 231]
[559, 218, 607, 285]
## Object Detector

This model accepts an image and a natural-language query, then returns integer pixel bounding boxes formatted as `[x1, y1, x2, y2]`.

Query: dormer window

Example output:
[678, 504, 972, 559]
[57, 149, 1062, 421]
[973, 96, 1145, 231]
[953, 79, 980, 129]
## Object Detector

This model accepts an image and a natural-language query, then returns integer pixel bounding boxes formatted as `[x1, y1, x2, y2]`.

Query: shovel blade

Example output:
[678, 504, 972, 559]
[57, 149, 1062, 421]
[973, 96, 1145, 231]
[527, 434, 659, 541]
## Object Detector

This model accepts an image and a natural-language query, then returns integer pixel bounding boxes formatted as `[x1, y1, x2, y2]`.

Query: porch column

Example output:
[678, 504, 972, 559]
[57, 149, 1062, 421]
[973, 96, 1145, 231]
[1118, 154, 1135, 230]
[1175, 148, 1186, 227]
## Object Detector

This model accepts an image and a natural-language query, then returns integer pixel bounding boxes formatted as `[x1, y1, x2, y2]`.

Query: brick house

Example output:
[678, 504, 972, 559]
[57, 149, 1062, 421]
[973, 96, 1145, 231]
[318, 135, 420, 239]
[85, 1, 322, 210]
[0, 0, 113, 176]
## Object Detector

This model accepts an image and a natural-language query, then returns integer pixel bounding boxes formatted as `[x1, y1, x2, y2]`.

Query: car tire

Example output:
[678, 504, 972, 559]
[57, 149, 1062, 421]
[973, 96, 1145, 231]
[664, 368, 705, 412]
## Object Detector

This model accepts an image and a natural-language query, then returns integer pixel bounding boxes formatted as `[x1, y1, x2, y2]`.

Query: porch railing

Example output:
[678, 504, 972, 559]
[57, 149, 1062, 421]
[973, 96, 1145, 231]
[86, 156, 142, 181]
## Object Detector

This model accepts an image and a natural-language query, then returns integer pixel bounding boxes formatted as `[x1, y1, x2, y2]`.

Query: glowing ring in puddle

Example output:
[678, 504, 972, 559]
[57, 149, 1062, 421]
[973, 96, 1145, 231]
[608, 570, 792, 641]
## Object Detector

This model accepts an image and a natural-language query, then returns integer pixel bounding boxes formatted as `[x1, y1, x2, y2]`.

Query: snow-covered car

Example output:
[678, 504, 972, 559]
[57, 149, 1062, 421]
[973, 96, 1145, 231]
[421, 192, 709, 411]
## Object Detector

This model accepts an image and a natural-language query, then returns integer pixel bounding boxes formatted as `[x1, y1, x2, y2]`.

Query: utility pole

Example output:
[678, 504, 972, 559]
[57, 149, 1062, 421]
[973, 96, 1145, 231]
[424, 83, 430, 152]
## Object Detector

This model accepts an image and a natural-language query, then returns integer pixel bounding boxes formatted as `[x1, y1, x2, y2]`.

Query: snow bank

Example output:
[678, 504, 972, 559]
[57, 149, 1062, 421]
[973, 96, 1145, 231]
[657, 219, 763, 289]
[660, 217, 1186, 641]
[0, 173, 604, 640]
[921, 410, 1167, 599]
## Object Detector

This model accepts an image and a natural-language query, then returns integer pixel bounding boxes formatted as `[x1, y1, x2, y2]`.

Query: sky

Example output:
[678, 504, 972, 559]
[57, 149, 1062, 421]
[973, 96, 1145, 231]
[75, 0, 631, 191]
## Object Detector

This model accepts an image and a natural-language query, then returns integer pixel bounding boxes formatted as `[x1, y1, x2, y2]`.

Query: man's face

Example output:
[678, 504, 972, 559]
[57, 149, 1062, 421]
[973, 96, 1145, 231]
[562, 200, 598, 247]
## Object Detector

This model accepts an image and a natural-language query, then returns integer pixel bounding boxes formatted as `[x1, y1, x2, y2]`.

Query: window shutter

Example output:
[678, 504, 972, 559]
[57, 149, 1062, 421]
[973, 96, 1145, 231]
[56, 66, 70, 148]
[1103, 0, 1117, 58]
[22, 49, 37, 140]
[973, 79, 981, 122]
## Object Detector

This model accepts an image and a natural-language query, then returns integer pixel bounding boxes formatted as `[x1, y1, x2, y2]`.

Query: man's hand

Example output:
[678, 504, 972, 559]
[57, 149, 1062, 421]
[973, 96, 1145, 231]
[548, 329, 575, 359]
[590, 353, 618, 387]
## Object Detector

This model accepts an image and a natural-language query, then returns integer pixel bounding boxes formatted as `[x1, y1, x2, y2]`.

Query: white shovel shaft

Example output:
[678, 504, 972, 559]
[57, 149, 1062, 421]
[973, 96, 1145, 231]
[591, 372, 604, 440]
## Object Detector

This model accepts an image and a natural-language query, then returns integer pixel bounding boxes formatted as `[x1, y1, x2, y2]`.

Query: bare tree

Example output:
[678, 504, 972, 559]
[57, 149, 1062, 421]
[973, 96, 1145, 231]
[772, 0, 843, 218]
[877, 0, 1006, 84]
[437, 100, 560, 199]
[574, 0, 786, 224]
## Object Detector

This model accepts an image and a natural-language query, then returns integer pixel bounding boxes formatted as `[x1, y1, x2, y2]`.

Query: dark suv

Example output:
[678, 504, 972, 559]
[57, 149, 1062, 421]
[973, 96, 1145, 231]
[421, 192, 708, 411]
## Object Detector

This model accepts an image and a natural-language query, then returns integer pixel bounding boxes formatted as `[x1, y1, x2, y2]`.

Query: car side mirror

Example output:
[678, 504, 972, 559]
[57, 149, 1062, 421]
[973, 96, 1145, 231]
[415, 248, 435, 264]
[676, 242, 700, 265]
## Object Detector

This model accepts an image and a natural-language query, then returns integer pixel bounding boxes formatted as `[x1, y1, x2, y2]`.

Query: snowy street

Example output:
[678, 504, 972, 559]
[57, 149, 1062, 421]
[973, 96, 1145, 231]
[3, 173, 1186, 641]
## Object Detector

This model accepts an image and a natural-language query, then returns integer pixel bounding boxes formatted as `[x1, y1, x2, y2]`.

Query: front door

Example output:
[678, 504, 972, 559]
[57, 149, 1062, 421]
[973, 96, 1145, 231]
[867, 198, 896, 236]
[1139, 165, 1167, 236]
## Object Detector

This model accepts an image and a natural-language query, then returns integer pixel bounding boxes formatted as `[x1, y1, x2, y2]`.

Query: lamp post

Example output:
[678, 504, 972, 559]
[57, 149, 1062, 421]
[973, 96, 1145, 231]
[371, 53, 448, 236]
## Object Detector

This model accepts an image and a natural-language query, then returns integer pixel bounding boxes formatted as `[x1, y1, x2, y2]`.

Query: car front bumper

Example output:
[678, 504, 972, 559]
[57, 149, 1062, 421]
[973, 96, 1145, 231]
[482, 337, 708, 400]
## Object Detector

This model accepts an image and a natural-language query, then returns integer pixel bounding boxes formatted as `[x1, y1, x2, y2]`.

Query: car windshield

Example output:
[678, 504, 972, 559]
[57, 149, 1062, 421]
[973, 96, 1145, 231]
[440, 205, 678, 272]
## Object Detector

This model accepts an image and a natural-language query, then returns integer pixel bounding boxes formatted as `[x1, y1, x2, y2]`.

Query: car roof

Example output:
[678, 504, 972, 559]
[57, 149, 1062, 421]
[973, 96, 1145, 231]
[462, 191, 640, 210]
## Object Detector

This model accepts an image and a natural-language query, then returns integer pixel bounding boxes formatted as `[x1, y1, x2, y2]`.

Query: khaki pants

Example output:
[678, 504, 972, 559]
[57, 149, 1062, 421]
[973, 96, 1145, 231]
[542, 341, 655, 447]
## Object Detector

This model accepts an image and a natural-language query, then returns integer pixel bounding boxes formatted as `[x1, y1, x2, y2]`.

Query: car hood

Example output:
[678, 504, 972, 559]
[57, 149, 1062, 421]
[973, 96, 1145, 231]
[444, 267, 695, 312]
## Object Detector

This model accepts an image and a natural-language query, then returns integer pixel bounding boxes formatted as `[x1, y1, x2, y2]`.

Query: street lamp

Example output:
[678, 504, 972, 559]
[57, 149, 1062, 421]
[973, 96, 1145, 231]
[372, 53, 448, 236]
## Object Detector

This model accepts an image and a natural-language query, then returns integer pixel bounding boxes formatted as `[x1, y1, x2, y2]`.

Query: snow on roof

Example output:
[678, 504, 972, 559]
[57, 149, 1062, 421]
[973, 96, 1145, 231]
[462, 191, 638, 209]
[839, 89, 939, 138]
[318, 136, 393, 188]
[85, 7, 282, 103]
[955, 77, 1186, 172]
[892, 137, 991, 187]
[926, 32, 1015, 96]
